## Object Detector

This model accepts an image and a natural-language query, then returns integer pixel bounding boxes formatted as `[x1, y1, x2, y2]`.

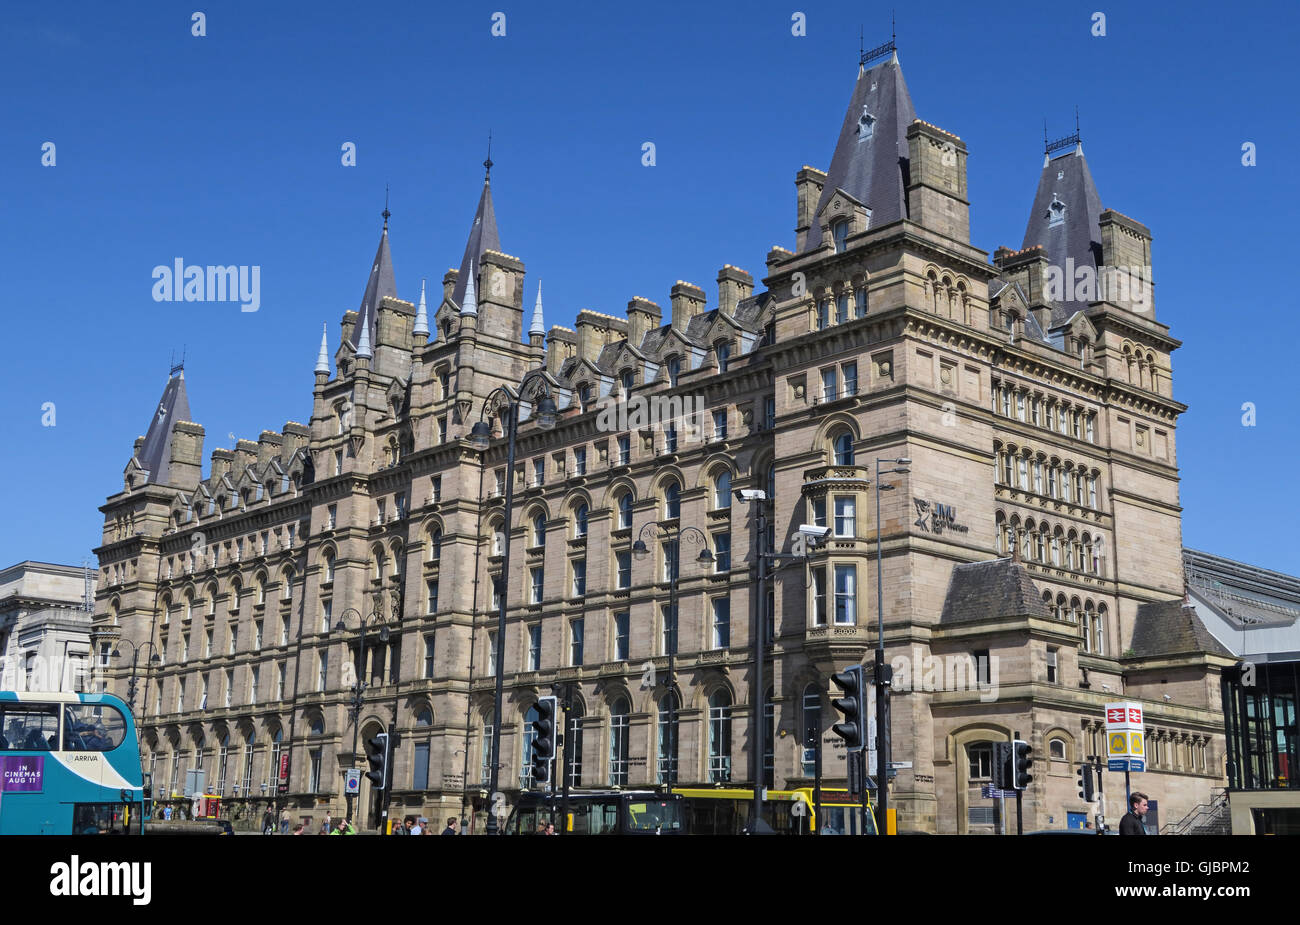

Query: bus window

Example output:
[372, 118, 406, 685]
[819, 805, 876, 835]
[72, 803, 131, 835]
[626, 799, 682, 833]
[0, 704, 60, 751]
[570, 800, 619, 835]
[63, 703, 126, 751]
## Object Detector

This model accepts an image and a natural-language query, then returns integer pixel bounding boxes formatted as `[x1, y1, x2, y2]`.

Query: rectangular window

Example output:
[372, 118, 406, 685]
[1047, 647, 1059, 684]
[532, 458, 545, 487]
[395, 491, 407, 519]
[493, 469, 505, 496]
[248, 666, 258, 706]
[176, 677, 186, 713]
[973, 649, 991, 686]
[1047, 466, 1058, 498]
[716, 342, 731, 373]
[664, 425, 677, 453]
[334, 450, 343, 476]
[712, 598, 730, 649]
[204, 629, 213, 658]
[1000, 388, 1011, 417]
[1015, 392, 1026, 422]
[855, 288, 867, 318]
[309, 748, 322, 793]
[843, 362, 858, 396]
[431, 475, 442, 502]
[836, 293, 849, 325]
[1001, 452, 1013, 485]
[569, 619, 584, 666]
[764, 396, 776, 430]
[321, 598, 332, 635]
[437, 417, 448, 444]
[1031, 398, 1040, 426]
[1058, 407, 1067, 432]
[260, 531, 269, 555]
[1032, 460, 1043, 494]
[811, 496, 827, 528]
[181, 633, 189, 661]
[712, 409, 727, 441]
[1088, 476, 1097, 508]
[426, 579, 439, 614]
[662, 540, 679, 583]
[616, 551, 632, 589]
[822, 368, 838, 402]
[229, 625, 238, 655]
[661, 604, 678, 656]
[254, 620, 263, 649]
[614, 612, 630, 661]
[817, 300, 830, 330]
[668, 355, 681, 388]
[423, 635, 436, 679]
[530, 567, 544, 604]
[834, 496, 856, 537]
[574, 447, 587, 476]
[1017, 457, 1029, 491]
[713, 533, 731, 572]
[1072, 411, 1081, 439]
[225, 669, 234, 707]
[327, 504, 337, 529]
[276, 662, 286, 700]
[812, 568, 827, 626]
[487, 632, 498, 670]
[317, 652, 328, 692]
[572, 559, 587, 597]
[528, 625, 542, 671]
[617, 435, 631, 465]
[833, 564, 857, 624]
[413, 742, 430, 792]
[1086, 414, 1095, 443]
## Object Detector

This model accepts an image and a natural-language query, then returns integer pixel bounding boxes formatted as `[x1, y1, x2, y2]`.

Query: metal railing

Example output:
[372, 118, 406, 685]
[1162, 788, 1230, 835]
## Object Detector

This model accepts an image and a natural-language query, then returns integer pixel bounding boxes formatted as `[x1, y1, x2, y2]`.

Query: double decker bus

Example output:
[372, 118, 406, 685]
[505, 789, 685, 834]
[677, 786, 878, 835]
[0, 692, 145, 835]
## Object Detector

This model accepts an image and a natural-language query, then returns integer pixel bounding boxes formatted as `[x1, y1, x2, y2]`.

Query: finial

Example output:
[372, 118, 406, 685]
[860, 25, 864, 57]
[413, 278, 429, 337]
[484, 130, 494, 180]
[892, 8, 896, 43]
[460, 260, 478, 317]
[529, 281, 545, 336]
[1075, 105, 1080, 135]
[356, 308, 373, 360]
[382, 184, 391, 229]
[316, 323, 330, 375]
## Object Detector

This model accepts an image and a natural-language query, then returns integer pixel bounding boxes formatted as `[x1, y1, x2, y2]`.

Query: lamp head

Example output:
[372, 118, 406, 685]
[632, 539, 649, 560]
[379, 626, 391, 643]
[696, 547, 714, 567]
[535, 395, 558, 430]
[469, 421, 492, 451]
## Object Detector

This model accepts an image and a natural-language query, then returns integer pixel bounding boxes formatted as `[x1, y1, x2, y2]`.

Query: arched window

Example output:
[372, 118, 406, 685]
[617, 493, 633, 530]
[491, 522, 504, 556]
[415, 708, 433, 727]
[532, 512, 547, 547]
[429, 529, 442, 562]
[657, 692, 678, 785]
[574, 504, 589, 538]
[708, 690, 732, 783]
[309, 717, 324, 736]
[323, 551, 335, 584]
[713, 470, 731, 510]
[663, 481, 681, 520]
[1095, 604, 1108, 656]
[1049, 738, 1067, 760]
[802, 684, 821, 777]
[215, 732, 230, 793]
[609, 698, 630, 786]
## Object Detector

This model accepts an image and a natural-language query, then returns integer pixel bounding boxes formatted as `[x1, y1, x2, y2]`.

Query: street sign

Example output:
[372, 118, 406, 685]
[344, 769, 361, 794]
[1105, 701, 1145, 771]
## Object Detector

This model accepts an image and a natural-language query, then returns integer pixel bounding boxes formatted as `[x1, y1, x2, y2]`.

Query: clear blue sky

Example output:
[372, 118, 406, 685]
[2, 0, 1297, 575]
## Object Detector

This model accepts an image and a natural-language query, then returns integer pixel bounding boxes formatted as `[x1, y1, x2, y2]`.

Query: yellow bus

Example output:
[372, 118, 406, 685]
[676, 786, 877, 835]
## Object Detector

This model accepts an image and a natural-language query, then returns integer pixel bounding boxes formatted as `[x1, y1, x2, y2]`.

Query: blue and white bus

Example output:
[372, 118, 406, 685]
[0, 692, 145, 835]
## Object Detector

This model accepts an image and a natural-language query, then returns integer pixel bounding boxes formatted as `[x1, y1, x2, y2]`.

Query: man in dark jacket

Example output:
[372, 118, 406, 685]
[1119, 792, 1149, 835]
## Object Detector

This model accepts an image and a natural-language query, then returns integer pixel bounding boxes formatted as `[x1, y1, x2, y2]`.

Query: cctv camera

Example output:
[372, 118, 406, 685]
[798, 524, 830, 539]
[734, 489, 768, 502]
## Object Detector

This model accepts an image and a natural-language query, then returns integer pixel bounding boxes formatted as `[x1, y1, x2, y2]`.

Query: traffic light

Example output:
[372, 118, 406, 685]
[991, 742, 1012, 790]
[830, 665, 864, 750]
[365, 731, 390, 790]
[1076, 763, 1095, 801]
[1013, 739, 1033, 790]
[531, 696, 558, 786]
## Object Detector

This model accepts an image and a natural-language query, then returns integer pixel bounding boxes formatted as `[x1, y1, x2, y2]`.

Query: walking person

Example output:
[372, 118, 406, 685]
[262, 808, 275, 835]
[1120, 792, 1150, 835]
[280, 808, 291, 835]
[441, 817, 459, 836]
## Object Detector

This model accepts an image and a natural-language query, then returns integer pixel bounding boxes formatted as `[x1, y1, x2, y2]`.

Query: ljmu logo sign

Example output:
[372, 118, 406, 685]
[914, 499, 968, 536]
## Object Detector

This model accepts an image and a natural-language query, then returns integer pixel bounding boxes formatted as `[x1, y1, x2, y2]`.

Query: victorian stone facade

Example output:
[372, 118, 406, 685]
[92, 48, 1233, 833]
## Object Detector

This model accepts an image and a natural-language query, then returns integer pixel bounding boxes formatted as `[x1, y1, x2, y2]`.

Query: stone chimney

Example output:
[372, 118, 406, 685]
[442, 269, 458, 302]
[716, 266, 754, 316]
[168, 421, 205, 490]
[546, 327, 577, 376]
[232, 439, 258, 476]
[209, 448, 234, 482]
[670, 281, 707, 331]
[795, 166, 827, 251]
[626, 297, 661, 350]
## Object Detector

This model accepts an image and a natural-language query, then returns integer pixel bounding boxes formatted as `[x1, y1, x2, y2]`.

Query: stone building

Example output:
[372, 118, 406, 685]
[93, 46, 1233, 832]
[0, 561, 94, 694]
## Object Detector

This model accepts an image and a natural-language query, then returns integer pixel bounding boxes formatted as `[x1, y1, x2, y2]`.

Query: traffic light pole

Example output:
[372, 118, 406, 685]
[810, 725, 822, 836]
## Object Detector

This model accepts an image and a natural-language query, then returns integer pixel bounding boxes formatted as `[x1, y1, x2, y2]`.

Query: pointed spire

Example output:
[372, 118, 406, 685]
[349, 205, 398, 350]
[315, 323, 330, 374]
[451, 167, 501, 307]
[460, 260, 478, 317]
[413, 278, 429, 336]
[529, 281, 545, 336]
[805, 50, 915, 250]
[134, 365, 192, 485]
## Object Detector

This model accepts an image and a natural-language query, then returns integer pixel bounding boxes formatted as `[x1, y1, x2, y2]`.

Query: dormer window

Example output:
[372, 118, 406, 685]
[621, 369, 635, 394]
[832, 220, 849, 254]
[1048, 196, 1066, 227]
[857, 106, 875, 142]
[442, 319, 453, 339]
[578, 383, 592, 413]
[715, 341, 731, 374]
[667, 355, 681, 388]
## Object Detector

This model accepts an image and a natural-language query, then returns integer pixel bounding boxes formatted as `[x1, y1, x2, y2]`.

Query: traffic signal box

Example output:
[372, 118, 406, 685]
[1013, 740, 1033, 790]
[531, 696, 558, 786]
[831, 665, 864, 750]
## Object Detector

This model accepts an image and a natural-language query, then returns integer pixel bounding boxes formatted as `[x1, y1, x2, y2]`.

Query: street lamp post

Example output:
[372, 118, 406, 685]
[110, 638, 161, 714]
[469, 370, 558, 835]
[333, 605, 390, 823]
[631, 520, 713, 795]
[873, 456, 910, 834]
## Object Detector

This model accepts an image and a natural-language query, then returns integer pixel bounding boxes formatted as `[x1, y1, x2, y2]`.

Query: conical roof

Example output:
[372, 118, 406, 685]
[135, 368, 191, 485]
[451, 177, 500, 308]
[349, 218, 397, 349]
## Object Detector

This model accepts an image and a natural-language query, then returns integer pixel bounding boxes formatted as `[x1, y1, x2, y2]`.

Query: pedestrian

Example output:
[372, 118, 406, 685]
[391, 818, 407, 835]
[441, 817, 459, 836]
[262, 808, 275, 835]
[534, 820, 549, 835]
[323, 812, 332, 835]
[1120, 792, 1150, 835]
[422, 819, 436, 836]
[411, 817, 426, 836]
[280, 808, 291, 835]
[544, 821, 556, 835]
[292, 823, 306, 835]
[162, 805, 173, 822]
[342, 818, 356, 835]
